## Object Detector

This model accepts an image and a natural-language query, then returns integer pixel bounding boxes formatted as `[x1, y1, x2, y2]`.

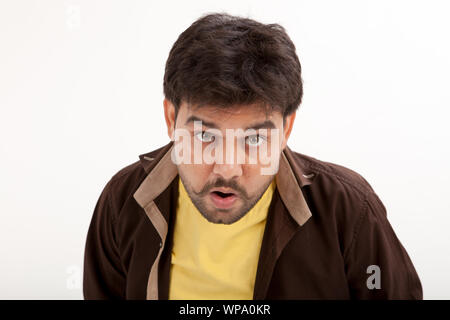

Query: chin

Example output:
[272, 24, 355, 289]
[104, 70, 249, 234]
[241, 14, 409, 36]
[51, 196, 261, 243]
[203, 209, 246, 225]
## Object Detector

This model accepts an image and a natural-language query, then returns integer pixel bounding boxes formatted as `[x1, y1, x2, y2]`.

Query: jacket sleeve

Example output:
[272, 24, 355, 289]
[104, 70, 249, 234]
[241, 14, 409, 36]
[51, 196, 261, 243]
[83, 179, 126, 299]
[344, 191, 423, 299]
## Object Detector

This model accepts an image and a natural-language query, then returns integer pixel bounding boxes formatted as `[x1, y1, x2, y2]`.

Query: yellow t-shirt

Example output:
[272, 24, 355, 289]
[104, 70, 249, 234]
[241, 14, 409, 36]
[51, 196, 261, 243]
[168, 177, 276, 300]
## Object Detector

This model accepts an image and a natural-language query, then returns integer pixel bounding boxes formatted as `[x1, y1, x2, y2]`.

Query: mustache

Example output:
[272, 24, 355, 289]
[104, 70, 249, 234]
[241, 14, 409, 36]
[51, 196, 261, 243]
[197, 178, 249, 199]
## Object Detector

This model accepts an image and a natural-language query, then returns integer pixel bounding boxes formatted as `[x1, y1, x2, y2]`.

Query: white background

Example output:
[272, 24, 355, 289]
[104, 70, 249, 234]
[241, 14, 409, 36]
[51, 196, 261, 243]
[1, 0, 449, 299]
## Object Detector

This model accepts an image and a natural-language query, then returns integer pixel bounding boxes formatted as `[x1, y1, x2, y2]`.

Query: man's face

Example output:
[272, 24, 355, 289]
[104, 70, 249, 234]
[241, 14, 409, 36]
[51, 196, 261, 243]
[163, 99, 295, 224]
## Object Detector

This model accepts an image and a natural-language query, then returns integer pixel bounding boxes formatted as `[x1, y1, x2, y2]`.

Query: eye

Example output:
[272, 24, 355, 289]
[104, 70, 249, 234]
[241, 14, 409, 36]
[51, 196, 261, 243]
[194, 131, 215, 142]
[245, 134, 266, 146]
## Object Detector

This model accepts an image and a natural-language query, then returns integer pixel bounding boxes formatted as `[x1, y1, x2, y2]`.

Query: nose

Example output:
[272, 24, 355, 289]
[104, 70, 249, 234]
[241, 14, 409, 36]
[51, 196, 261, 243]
[212, 162, 243, 180]
[211, 134, 245, 179]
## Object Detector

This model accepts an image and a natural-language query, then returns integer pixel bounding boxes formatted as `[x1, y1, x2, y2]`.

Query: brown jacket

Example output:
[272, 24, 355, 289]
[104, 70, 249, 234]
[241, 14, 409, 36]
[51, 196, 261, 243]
[83, 141, 423, 299]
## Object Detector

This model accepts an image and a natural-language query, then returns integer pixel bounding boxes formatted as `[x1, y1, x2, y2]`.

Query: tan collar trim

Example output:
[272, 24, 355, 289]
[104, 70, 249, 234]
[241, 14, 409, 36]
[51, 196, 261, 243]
[134, 144, 313, 226]
[134, 144, 178, 208]
[275, 150, 313, 226]
[133, 144, 178, 300]
[283, 146, 316, 188]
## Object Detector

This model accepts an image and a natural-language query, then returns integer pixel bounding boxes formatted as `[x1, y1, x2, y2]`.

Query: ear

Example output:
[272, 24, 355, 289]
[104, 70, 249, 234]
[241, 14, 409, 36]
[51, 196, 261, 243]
[163, 98, 176, 141]
[281, 111, 296, 150]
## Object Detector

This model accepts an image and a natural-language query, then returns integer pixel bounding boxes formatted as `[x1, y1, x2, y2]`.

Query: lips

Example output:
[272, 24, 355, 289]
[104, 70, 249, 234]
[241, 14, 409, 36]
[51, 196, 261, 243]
[210, 187, 237, 194]
[209, 188, 238, 209]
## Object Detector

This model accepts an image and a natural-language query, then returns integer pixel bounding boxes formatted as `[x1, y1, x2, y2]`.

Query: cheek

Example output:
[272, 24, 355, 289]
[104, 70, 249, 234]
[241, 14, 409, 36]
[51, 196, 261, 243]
[241, 165, 263, 185]
[242, 165, 274, 193]
[179, 163, 214, 188]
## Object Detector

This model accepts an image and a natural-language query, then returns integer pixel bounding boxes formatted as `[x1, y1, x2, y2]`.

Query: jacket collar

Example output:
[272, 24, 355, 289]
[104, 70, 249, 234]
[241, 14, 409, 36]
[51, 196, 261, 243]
[134, 141, 314, 227]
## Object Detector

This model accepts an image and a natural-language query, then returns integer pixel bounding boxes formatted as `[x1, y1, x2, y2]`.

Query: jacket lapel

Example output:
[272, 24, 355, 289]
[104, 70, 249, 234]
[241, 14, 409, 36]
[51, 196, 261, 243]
[133, 141, 178, 299]
[252, 148, 314, 299]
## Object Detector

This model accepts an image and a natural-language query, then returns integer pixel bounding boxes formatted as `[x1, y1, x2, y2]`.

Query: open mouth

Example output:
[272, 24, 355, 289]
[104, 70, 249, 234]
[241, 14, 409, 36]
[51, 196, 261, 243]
[210, 190, 238, 209]
[212, 191, 235, 198]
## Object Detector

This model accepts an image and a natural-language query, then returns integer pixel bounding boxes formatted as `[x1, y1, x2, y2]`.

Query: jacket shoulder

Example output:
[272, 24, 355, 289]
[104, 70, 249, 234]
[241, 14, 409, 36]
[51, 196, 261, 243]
[101, 144, 169, 218]
[108, 160, 146, 191]
[291, 150, 375, 199]
[107, 143, 171, 194]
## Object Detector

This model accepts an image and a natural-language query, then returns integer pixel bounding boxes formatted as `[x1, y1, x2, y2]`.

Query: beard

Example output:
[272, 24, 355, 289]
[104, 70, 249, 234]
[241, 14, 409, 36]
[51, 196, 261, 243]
[178, 173, 274, 225]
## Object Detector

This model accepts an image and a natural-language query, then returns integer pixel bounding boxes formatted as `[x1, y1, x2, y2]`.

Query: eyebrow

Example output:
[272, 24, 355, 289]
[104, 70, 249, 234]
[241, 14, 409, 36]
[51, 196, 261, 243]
[184, 115, 276, 131]
[185, 116, 218, 129]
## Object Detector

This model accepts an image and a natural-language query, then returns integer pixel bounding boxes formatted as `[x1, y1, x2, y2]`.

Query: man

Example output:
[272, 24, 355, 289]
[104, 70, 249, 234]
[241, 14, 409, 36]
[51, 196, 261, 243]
[83, 12, 422, 299]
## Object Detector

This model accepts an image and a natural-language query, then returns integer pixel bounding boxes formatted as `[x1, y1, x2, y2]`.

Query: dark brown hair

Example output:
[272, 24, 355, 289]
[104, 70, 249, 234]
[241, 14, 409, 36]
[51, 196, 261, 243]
[163, 12, 303, 120]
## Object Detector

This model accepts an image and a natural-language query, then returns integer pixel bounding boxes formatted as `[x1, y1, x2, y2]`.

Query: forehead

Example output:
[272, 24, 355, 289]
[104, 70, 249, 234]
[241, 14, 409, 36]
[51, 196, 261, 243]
[178, 102, 283, 129]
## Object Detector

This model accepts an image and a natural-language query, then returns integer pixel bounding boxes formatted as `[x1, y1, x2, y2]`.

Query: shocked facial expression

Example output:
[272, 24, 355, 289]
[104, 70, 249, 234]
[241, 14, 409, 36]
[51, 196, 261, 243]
[163, 99, 296, 224]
